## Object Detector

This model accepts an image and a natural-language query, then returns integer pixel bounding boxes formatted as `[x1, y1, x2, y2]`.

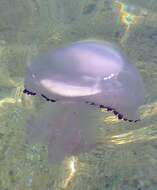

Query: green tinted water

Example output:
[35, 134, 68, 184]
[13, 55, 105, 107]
[0, 0, 157, 189]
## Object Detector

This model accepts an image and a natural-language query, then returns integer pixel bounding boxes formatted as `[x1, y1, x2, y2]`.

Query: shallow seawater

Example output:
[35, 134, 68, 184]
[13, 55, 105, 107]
[0, 0, 157, 190]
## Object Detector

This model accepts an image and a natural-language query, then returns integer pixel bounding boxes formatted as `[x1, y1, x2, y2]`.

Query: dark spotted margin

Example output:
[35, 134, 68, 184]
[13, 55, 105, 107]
[23, 88, 139, 123]
[41, 94, 56, 102]
[23, 89, 36, 96]
[85, 101, 140, 123]
[23, 89, 56, 102]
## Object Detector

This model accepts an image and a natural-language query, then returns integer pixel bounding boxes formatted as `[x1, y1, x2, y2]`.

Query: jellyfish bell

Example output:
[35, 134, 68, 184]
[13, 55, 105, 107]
[24, 39, 145, 163]
[24, 39, 145, 121]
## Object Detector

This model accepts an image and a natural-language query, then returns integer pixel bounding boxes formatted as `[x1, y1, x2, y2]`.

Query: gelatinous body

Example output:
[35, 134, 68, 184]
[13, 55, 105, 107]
[24, 40, 145, 163]
[24, 40, 144, 121]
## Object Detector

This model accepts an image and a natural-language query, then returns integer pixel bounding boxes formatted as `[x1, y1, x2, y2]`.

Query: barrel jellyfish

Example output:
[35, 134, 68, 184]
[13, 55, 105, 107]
[24, 40, 145, 163]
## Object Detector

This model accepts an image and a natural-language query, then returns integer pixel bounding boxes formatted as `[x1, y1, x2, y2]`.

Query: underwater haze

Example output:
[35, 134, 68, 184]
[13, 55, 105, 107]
[0, 0, 157, 190]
